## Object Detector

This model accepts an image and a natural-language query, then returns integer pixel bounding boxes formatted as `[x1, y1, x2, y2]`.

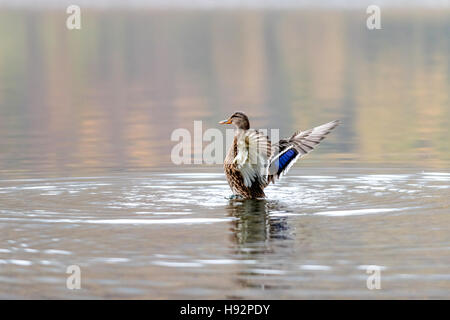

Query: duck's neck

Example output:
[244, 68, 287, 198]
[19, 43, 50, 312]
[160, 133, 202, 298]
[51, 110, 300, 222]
[235, 128, 247, 136]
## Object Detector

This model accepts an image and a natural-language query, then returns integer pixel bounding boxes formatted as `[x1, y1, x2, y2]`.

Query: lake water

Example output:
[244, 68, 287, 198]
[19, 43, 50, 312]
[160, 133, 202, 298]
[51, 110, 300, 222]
[0, 8, 449, 299]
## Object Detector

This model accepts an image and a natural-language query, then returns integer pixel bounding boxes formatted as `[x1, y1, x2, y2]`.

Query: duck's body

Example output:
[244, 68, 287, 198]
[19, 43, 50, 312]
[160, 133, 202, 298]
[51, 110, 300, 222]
[220, 112, 339, 199]
[224, 134, 267, 198]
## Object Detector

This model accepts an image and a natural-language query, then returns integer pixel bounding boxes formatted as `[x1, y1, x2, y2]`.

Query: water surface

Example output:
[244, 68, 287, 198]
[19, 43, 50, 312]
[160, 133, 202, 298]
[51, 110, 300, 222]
[0, 168, 449, 299]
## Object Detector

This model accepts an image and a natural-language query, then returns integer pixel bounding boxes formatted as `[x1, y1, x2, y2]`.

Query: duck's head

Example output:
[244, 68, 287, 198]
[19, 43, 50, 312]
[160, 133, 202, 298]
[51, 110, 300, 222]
[219, 111, 250, 130]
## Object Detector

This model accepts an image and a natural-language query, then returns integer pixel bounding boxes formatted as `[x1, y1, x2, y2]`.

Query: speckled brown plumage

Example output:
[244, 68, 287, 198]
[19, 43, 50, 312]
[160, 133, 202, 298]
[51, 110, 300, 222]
[224, 136, 266, 199]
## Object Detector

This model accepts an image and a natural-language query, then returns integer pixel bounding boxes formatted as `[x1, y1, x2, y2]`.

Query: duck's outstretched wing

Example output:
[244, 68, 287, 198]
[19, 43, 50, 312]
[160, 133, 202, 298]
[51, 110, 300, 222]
[267, 120, 340, 184]
[232, 129, 272, 187]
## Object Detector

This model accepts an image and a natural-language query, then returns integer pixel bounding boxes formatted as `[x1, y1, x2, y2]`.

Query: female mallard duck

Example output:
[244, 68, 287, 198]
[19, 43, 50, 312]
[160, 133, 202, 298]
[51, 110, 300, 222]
[219, 111, 339, 199]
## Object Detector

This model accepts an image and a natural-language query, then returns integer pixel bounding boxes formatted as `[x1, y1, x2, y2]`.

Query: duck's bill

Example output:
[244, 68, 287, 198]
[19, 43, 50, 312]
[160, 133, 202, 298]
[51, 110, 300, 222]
[219, 119, 232, 124]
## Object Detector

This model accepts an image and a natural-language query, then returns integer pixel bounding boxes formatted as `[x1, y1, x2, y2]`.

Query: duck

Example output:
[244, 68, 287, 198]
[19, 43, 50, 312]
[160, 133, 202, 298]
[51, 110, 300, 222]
[219, 111, 339, 199]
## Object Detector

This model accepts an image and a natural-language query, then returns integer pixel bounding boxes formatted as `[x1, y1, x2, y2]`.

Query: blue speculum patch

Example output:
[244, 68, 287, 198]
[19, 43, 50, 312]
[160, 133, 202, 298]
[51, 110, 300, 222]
[277, 149, 297, 174]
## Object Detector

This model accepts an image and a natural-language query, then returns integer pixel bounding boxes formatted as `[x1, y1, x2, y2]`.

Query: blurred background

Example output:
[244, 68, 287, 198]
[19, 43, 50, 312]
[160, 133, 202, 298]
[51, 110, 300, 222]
[0, 1, 449, 176]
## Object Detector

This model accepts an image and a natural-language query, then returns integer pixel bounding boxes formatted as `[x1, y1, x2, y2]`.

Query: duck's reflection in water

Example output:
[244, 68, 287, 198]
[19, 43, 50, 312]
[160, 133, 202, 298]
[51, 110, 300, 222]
[225, 199, 295, 295]
[226, 199, 292, 252]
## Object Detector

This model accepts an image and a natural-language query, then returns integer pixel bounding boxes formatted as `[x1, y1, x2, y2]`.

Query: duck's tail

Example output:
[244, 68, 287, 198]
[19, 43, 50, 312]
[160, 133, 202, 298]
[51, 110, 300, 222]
[266, 120, 340, 184]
